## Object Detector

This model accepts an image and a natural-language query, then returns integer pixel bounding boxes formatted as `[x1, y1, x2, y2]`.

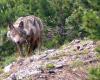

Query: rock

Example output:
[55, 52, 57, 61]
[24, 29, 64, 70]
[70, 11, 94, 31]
[39, 74, 47, 79]
[30, 58, 34, 62]
[11, 74, 17, 80]
[4, 62, 15, 73]
[55, 60, 65, 69]
[48, 69, 55, 74]
[17, 58, 24, 65]
[31, 55, 41, 61]
[55, 64, 63, 69]
[71, 39, 80, 44]
[3, 39, 97, 80]
[44, 49, 56, 54]
[77, 46, 80, 50]
[74, 39, 80, 43]
[4, 65, 11, 73]
[31, 53, 48, 61]
[83, 44, 87, 47]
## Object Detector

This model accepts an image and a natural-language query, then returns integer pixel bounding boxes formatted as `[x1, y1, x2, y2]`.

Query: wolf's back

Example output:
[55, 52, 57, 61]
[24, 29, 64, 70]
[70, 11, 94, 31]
[13, 15, 43, 37]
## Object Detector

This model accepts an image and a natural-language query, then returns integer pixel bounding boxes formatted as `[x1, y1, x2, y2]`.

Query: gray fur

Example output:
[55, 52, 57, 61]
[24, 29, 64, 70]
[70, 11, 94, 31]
[7, 15, 43, 56]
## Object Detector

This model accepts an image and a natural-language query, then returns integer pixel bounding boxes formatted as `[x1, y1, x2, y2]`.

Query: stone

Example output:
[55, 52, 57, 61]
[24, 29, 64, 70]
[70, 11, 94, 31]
[4, 63, 13, 73]
[48, 69, 55, 74]
[3, 39, 97, 80]
[74, 39, 80, 43]
[11, 74, 17, 80]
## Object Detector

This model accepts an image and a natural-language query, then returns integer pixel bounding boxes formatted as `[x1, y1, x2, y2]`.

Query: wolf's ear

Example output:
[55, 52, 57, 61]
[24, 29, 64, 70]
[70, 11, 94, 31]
[19, 21, 24, 29]
[8, 22, 14, 30]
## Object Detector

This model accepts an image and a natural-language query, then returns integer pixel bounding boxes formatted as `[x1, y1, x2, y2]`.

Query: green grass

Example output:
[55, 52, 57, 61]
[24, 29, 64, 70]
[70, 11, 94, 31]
[95, 45, 100, 60]
[76, 49, 89, 55]
[70, 60, 84, 68]
[0, 66, 3, 73]
[46, 63, 55, 69]
[0, 55, 16, 71]
[3, 55, 16, 67]
[95, 45, 100, 53]
[88, 66, 100, 80]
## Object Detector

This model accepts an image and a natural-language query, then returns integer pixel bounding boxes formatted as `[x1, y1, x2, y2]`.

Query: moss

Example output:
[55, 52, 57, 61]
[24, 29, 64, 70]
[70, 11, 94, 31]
[46, 63, 55, 69]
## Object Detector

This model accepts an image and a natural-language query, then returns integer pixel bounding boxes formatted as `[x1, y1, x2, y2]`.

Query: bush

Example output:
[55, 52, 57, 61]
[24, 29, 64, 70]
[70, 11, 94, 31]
[88, 66, 100, 80]
[44, 34, 63, 49]
[95, 45, 100, 53]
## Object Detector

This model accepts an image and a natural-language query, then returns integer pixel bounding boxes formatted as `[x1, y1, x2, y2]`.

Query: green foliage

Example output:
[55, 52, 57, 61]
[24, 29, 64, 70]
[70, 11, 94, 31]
[88, 66, 100, 80]
[95, 41, 100, 59]
[82, 10, 100, 39]
[46, 63, 55, 69]
[44, 34, 62, 49]
[95, 45, 100, 53]
[3, 55, 16, 67]
[0, 0, 100, 65]
[0, 41, 16, 56]
[0, 54, 16, 70]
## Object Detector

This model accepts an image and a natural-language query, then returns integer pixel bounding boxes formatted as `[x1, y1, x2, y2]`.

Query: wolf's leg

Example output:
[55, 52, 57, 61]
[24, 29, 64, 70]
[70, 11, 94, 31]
[23, 43, 29, 57]
[16, 44, 24, 57]
[38, 36, 42, 54]
[28, 43, 33, 56]
[16, 45, 20, 57]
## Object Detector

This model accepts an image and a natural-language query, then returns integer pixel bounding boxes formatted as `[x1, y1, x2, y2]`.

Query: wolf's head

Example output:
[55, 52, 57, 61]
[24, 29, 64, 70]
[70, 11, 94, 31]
[7, 21, 26, 44]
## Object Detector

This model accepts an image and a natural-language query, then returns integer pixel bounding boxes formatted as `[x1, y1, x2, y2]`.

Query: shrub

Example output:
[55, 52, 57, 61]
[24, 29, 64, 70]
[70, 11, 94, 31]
[95, 45, 100, 53]
[88, 66, 100, 80]
[3, 55, 16, 67]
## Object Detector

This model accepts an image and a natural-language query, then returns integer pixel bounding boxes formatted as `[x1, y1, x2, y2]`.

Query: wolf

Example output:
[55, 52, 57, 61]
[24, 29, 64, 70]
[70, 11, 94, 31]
[7, 15, 43, 56]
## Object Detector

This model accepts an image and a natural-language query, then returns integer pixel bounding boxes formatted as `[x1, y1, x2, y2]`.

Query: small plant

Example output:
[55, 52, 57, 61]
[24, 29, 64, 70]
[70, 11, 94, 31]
[3, 55, 16, 67]
[88, 66, 100, 80]
[70, 60, 84, 68]
[0, 72, 11, 80]
[0, 66, 3, 73]
[77, 49, 89, 55]
[95, 45, 100, 59]
[82, 49, 89, 54]
[95, 45, 100, 53]
[46, 63, 55, 69]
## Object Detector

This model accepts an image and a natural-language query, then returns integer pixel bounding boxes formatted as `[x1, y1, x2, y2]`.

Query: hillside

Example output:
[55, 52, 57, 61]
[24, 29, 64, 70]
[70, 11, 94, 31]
[0, 39, 100, 80]
[0, 0, 100, 80]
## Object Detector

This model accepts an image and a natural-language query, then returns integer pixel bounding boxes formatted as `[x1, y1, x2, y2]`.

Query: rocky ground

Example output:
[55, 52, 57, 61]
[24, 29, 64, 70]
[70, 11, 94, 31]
[0, 39, 100, 80]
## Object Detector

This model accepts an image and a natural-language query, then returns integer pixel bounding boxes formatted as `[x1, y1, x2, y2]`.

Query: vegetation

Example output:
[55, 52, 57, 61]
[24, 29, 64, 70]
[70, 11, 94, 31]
[88, 66, 100, 80]
[95, 45, 100, 53]
[46, 63, 55, 69]
[70, 60, 84, 68]
[0, 0, 100, 79]
[0, 0, 100, 48]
